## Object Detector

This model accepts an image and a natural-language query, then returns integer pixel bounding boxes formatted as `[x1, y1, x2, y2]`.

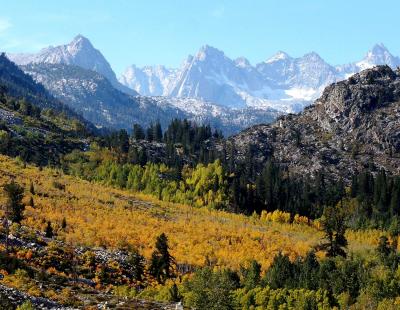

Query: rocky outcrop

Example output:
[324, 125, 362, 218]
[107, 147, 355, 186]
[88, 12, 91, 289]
[0, 284, 73, 309]
[227, 66, 400, 180]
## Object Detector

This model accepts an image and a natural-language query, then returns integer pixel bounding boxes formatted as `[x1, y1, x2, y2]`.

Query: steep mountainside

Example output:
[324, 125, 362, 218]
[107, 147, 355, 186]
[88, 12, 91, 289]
[227, 66, 400, 180]
[0, 53, 68, 112]
[0, 54, 99, 165]
[7, 35, 137, 96]
[21, 62, 278, 134]
[21, 63, 187, 130]
[0, 53, 94, 129]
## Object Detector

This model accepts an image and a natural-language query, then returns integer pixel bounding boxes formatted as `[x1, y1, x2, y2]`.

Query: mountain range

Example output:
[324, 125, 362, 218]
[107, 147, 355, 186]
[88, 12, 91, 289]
[5, 35, 400, 135]
[6, 36, 279, 134]
[120, 43, 400, 113]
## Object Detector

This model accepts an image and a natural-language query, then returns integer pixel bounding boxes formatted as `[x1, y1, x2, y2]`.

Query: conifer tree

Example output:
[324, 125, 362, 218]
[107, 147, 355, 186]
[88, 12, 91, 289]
[45, 221, 54, 238]
[118, 129, 130, 154]
[241, 260, 261, 289]
[128, 249, 145, 283]
[29, 181, 35, 195]
[320, 205, 348, 257]
[169, 283, 181, 302]
[132, 124, 145, 140]
[61, 217, 67, 230]
[298, 250, 319, 290]
[263, 252, 294, 289]
[153, 121, 163, 142]
[146, 125, 154, 142]
[149, 233, 174, 283]
[4, 181, 25, 223]
[390, 178, 400, 216]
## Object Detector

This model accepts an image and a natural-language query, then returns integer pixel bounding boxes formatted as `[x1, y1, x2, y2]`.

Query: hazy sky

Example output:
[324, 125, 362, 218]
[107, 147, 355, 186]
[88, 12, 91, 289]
[0, 0, 398, 74]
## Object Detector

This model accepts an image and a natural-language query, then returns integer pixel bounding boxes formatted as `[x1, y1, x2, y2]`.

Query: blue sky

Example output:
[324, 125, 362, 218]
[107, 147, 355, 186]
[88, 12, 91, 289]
[0, 0, 398, 74]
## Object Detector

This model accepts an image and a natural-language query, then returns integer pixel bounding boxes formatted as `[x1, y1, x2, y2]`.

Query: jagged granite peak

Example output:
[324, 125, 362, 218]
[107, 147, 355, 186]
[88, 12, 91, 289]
[119, 65, 150, 94]
[292, 52, 338, 88]
[168, 44, 268, 108]
[357, 43, 400, 70]
[227, 66, 400, 180]
[196, 44, 226, 60]
[121, 46, 340, 112]
[257, 50, 338, 90]
[337, 44, 400, 78]
[7, 35, 137, 96]
[122, 45, 338, 112]
[235, 57, 252, 68]
[265, 51, 292, 63]
[68, 34, 94, 52]
[7, 34, 113, 78]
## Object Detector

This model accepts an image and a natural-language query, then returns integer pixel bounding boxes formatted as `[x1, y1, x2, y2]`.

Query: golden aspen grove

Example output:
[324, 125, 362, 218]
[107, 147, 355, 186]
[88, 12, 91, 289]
[1, 153, 397, 309]
[0, 155, 384, 268]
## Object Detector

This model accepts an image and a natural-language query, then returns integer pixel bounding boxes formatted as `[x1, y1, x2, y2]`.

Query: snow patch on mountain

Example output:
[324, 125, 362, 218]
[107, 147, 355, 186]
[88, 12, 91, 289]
[119, 65, 178, 96]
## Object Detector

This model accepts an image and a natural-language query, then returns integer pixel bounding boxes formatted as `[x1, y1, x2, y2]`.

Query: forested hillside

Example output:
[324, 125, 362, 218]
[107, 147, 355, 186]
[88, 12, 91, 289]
[0, 54, 399, 308]
[1, 154, 397, 309]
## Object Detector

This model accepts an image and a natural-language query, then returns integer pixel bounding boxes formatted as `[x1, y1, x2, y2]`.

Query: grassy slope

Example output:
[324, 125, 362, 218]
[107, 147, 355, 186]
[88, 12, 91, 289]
[0, 155, 383, 272]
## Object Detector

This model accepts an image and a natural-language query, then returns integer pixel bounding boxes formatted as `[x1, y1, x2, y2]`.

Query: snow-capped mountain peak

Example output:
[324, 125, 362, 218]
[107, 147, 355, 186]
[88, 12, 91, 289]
[265, 51, 291, 63]
[195, 45, 226, 61]
[67, 34, 93, 53]
[357, 43, 399, 70]
[369, 43, 390, 56]
[72, 34, 89, 42]
[235, 57, 252, 68]
[301, 51, 324, 61]
[336, 43, 400, 77]
[7, 34, 137, 96]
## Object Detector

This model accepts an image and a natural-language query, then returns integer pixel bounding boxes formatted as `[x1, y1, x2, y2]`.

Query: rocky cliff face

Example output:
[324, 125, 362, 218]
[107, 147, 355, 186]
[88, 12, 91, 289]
[227, 66, 400, 180]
